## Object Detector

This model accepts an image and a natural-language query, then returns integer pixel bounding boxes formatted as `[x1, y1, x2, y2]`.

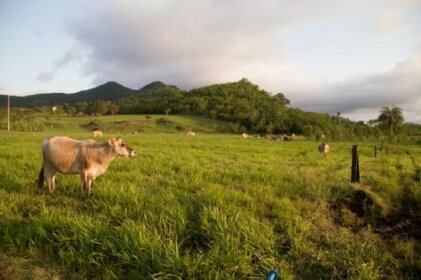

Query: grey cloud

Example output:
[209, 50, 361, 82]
[296, 54, 421, 121]
[54, 51, 77, 68]
[67, 0, 363, 88]
[37, 49, 80, 82]
[63, 0, 420, 122]
[37, 71, 53, 82]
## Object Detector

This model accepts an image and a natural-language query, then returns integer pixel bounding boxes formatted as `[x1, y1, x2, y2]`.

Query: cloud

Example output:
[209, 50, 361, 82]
[66, 0, 362, 89]
[37, 49, 82, 82]
[371, 0, 421, 33]
[296, 53, 421, 122]
[60, 0, 421, 122]
[37, 71, 53, 82]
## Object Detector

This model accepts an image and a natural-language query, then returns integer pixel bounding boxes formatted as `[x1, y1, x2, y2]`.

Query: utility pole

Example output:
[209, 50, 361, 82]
[7, 95, 10, 131]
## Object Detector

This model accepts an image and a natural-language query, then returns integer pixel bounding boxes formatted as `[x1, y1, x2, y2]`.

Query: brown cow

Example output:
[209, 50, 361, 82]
[283, 135, 293, 141]
[318, 142, 330, 157]
[271, 135, 281, 141]
[37, 136, 135, 197]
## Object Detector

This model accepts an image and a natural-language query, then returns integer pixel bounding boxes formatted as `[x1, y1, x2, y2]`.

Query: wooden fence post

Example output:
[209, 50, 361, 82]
[374, 145, 377, 158]
[351, 145, 360, 183]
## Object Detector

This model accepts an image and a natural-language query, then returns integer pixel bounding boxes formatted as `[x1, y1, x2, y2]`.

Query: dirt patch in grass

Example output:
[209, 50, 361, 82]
[0, 253, 62, 280]
[156, 117, 175, 126]
[0, 267, 8, 280]
[105, 120, 152, 133]
[333, 188, 421, 239]
[113, 120, 148, 125]
[341, 189, 375, 218]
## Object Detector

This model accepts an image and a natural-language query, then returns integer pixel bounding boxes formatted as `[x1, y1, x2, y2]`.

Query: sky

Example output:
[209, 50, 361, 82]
[0, 0, 420, 123]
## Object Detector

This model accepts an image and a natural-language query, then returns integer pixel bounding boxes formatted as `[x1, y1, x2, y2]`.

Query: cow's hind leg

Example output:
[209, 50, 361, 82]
[80, 173, 87, 198]
[37, 166, 44, 188]
[44, 169, 56, 194]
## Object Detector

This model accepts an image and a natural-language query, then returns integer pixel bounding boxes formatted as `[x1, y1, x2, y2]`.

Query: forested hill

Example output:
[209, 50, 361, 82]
[0, 81, 135, 107]
[2, 78, 419, 138]
[117, 78, 303, 134]
[118, 81, 183, 114]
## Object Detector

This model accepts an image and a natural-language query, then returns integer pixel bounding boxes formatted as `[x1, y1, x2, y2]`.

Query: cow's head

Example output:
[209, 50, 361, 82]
[108, 138, 136, 157]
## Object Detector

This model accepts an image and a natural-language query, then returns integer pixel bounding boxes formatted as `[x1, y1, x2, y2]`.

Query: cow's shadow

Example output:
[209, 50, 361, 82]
[0, 170, 33, 195]
[0, 169, 85, 200]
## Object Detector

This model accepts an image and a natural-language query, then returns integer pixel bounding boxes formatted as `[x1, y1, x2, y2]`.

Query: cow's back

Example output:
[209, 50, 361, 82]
[43, 137, 82, 174]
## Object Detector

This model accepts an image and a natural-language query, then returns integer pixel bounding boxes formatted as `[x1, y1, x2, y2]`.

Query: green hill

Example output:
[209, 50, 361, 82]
[117, 78, 290, 133]
[118, 81, 183, 114]
[0, 81, 135, 107]
[2, 79, 419, 139]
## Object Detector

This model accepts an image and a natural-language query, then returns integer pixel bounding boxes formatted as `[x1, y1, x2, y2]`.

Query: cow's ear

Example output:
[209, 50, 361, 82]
[108, 138, 115, 145]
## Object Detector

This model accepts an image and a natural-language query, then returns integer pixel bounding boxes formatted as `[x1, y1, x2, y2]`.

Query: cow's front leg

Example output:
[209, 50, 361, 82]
[90, 180, 95, 197]
[51, 176, 56, 193]
[80, 172, 88, 198]
[86, 176, 94, 198]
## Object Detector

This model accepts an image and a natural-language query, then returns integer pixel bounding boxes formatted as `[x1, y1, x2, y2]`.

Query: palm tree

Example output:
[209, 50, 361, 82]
[378, 105, 404, 135]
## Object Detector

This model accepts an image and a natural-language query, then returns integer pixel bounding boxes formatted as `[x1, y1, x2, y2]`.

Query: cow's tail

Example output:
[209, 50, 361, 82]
[38, 139, 48, 189]
[37, 165, 44, 188]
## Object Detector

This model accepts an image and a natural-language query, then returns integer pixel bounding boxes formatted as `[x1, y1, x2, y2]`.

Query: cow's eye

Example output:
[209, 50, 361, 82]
[121, 143, 125, 147]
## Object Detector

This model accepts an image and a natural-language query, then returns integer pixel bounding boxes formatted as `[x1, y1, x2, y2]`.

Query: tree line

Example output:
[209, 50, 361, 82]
[74, 78, 412, 140]
[3, 79, 418, 140]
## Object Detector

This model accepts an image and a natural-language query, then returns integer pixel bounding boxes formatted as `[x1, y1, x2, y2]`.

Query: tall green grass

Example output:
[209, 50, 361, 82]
[0, 128, 420, 279]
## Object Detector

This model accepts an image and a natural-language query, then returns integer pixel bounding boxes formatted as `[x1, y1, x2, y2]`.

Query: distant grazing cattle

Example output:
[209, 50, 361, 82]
[92, 129, 103, 138]
[242, 133, 248, 138]
[283, 135, 293, 141]
[52, 106, 57, 113]
[318, 142, 330, 157]
[187, 131, 196, 136]
[132, 130, 142, 136]
[38, 136, 136, 197]
[271, 135, 282, 141]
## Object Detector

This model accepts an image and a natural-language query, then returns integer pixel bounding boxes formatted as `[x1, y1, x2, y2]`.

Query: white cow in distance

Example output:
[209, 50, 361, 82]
[92, 129, 103, 138]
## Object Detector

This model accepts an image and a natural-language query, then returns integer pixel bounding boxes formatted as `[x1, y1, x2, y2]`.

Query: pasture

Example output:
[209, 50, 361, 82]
[0, 115, 420, 279]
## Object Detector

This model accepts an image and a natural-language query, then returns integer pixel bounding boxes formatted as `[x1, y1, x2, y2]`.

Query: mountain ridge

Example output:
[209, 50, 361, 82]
[0, 81, 136, 107]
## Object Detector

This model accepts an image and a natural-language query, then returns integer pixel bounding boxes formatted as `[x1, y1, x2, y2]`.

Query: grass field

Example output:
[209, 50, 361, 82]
[0, 115, 420, 279]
